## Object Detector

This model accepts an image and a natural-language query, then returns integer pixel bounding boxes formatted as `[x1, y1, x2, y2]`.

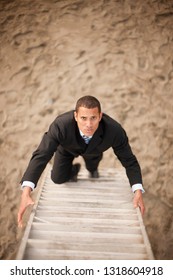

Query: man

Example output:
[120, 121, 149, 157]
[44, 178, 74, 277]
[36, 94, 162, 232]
[18, 95, 145, 227]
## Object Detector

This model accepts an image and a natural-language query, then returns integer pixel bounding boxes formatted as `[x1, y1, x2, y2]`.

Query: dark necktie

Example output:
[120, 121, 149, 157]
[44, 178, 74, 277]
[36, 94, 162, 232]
[82, 135, 91, 144]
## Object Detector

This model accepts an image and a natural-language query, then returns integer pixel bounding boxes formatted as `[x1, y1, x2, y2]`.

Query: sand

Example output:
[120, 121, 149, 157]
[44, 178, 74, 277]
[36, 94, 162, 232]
[0, 0, 173, 259]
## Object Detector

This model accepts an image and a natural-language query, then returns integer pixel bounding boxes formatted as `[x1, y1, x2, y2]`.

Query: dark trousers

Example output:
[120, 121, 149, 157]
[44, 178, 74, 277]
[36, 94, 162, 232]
[51, 146, 102, 184]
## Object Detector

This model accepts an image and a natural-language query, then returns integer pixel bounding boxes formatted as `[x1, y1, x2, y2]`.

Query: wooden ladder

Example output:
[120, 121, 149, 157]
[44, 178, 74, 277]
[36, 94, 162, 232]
[16, 164, 154, 260]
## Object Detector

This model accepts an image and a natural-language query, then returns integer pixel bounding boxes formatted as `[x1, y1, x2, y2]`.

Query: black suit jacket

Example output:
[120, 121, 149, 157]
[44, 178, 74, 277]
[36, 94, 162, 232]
[21, 110, 142, 187]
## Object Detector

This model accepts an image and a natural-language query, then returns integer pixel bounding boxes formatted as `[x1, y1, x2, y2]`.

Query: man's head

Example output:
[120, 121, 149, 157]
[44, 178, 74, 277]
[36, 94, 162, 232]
[74, 95, 102, 136]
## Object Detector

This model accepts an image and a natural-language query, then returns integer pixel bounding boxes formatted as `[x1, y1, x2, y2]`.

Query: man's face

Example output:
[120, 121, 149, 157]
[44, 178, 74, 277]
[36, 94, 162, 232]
[74, 106, 102, 136]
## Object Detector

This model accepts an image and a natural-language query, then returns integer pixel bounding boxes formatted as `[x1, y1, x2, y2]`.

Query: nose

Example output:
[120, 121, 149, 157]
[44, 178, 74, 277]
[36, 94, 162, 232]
[86, 120, 92, 127]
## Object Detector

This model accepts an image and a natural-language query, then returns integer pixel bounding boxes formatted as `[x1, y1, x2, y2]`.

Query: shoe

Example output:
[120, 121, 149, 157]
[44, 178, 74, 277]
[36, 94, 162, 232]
[89, 169, 99, 179]
[69, 163, 81, 182]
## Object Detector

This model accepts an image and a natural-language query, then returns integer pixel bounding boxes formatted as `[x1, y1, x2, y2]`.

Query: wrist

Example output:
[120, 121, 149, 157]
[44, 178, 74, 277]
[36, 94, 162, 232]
[134, 189, 142, 194]
[22, 186, 32, 196]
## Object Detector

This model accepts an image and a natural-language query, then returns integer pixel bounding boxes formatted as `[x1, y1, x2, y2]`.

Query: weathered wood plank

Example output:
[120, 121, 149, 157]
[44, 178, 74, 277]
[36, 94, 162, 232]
[26, 239, 147, 254]
[24, 248, 148, 260]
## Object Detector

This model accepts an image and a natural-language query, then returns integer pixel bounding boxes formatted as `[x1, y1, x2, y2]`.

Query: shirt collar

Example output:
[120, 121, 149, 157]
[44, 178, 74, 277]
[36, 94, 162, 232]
[79, 129, 92, 139]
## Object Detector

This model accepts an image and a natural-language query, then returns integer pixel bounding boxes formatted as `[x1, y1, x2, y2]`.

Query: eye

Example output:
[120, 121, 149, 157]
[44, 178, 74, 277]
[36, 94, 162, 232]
[91, 116, 96, 120]
[81, 116, 86, 120]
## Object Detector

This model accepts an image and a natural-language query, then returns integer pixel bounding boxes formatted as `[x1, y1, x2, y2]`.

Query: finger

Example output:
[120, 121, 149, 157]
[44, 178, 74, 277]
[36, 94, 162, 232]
[17, 212, 23, 228]
[17, 199, 34, 227]
[133, 197, 139, 209]
[17, 206, 26, 228]
[133, 197, 145, 216]
[136, 201, 145, 216]
[139, 203, 145, 216]
[133, 200, 138, 208]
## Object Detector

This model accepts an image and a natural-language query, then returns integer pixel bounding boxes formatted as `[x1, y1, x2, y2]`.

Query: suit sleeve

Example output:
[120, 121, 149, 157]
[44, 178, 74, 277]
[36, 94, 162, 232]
[21, 120, 61, 187]
[112, 125, 143, 186]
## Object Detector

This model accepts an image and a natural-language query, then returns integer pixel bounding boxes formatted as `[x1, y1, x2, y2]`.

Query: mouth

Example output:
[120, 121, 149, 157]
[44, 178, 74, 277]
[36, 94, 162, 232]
[86, 128, 92, 132]
[85, 129, 93, 135]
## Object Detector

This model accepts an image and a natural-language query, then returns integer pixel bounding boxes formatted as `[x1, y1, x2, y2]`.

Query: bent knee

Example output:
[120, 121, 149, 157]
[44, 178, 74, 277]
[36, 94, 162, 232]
[51, 173, 67, 184]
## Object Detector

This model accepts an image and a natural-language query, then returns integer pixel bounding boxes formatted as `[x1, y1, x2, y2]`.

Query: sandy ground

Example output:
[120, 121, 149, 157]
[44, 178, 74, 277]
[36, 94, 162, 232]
[0, 0, 173, 259]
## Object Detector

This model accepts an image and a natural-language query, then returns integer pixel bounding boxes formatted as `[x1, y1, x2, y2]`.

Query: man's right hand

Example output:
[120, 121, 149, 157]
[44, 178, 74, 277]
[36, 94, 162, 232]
[17, 187, 34, 228]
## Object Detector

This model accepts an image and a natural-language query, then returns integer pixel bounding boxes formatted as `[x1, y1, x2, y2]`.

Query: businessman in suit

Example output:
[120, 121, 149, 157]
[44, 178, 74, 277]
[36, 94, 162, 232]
[18, 95, 145, 227]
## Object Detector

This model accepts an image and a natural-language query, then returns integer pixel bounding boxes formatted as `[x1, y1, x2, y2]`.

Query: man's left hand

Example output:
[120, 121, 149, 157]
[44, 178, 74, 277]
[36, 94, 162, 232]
[133, 189, 145, 215]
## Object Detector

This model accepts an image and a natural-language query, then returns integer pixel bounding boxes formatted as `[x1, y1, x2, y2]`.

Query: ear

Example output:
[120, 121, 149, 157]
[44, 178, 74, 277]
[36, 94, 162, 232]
[99, 112, 103, 121]
[74, 111, 77, 121]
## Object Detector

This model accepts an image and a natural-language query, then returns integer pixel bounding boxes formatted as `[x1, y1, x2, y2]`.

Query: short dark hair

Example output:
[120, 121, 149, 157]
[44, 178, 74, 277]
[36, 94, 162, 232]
[75, 95, 101, 113]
